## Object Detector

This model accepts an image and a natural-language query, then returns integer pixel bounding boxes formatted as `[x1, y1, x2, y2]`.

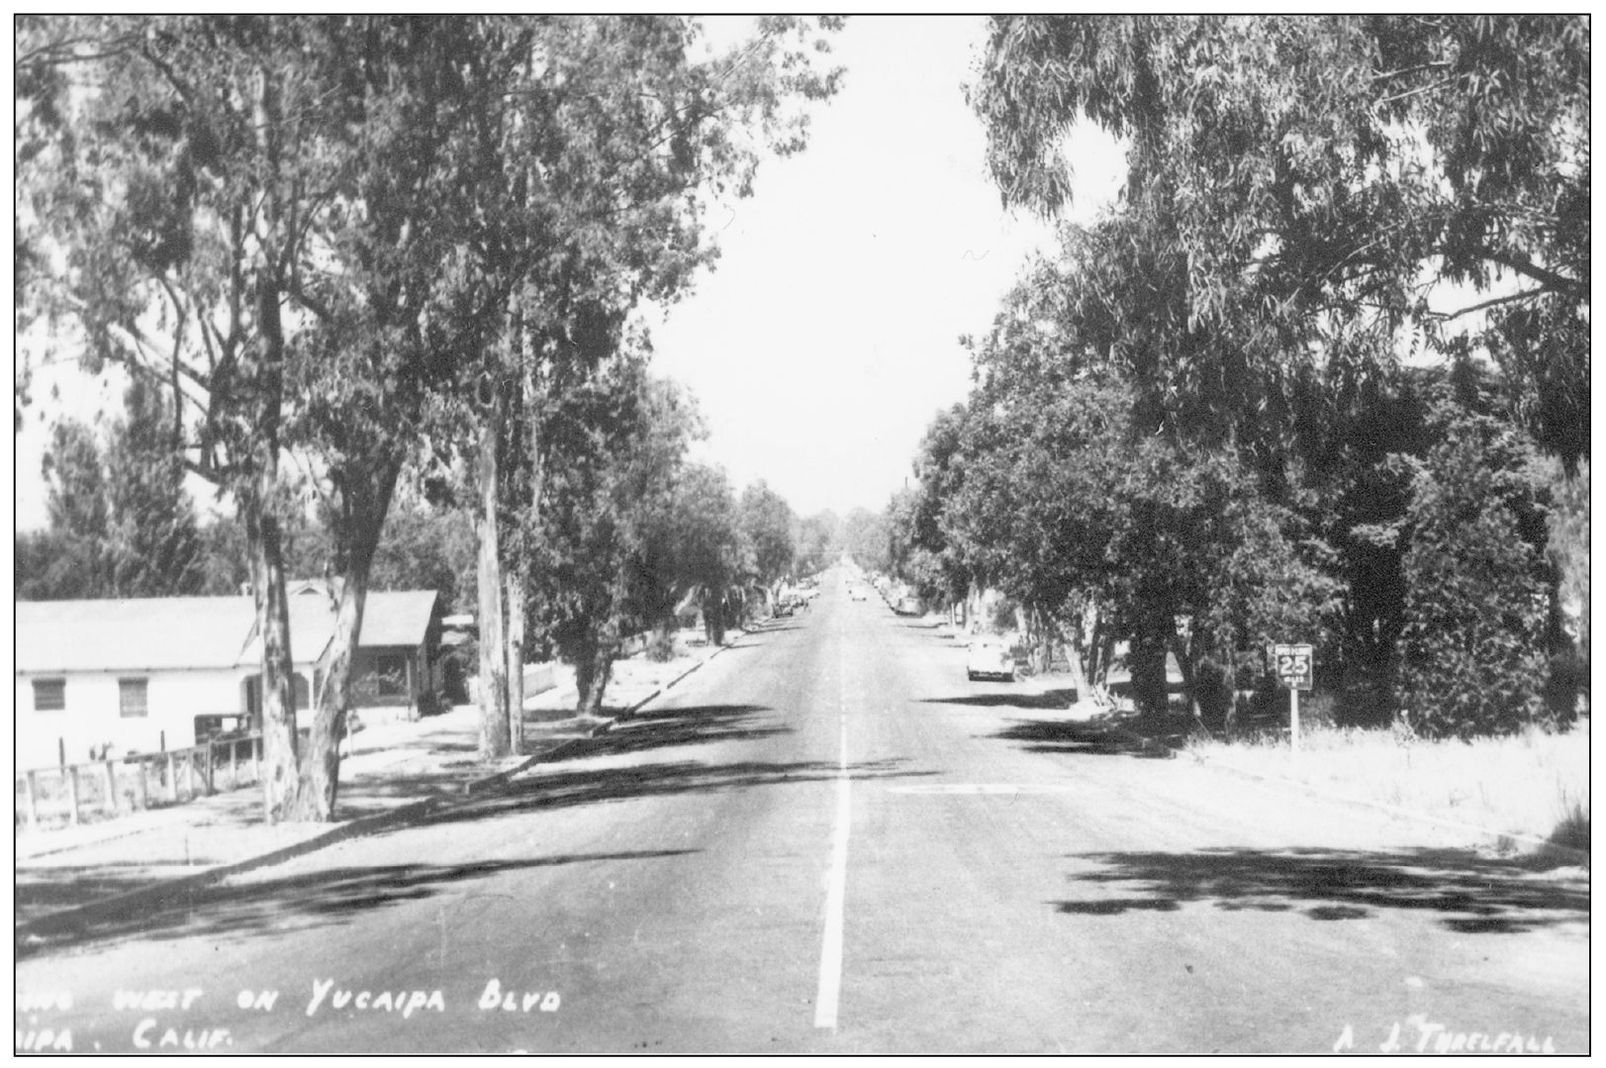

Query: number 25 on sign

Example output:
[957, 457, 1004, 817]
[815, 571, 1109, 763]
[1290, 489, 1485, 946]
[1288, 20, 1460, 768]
[1271, 643, 1314, 754]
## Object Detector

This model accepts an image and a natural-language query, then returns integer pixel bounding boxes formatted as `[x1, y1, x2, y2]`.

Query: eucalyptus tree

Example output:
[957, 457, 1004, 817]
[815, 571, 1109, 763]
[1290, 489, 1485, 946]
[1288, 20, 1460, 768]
[794, 511, 841, 575]
[25, 378, 207, 602]
[968, 16, 1584, 727]
[670, 464, 745, 647]
[889, 405, 967, 611]
[972, 14, 1589, 467]
[19, 15, 842, 813]
[450, 16, 843, 757]
[17, 15, 387, 818]
[528, 364, 698, 717]
[737, 480, 796, 604]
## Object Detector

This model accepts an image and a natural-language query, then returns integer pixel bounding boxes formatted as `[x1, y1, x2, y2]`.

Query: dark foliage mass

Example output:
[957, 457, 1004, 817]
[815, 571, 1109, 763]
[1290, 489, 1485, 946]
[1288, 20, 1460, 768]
[882, 15, 1586, 738]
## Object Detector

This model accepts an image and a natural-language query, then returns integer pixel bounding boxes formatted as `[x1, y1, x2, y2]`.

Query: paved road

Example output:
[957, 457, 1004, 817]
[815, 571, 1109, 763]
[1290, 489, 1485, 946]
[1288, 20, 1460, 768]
[15, 572, 1589, 1054]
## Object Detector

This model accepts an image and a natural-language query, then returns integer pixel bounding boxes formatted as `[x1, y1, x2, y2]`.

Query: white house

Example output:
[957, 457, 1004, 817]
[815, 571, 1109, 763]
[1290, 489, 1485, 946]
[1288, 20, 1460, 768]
[15, 588, 441, 770]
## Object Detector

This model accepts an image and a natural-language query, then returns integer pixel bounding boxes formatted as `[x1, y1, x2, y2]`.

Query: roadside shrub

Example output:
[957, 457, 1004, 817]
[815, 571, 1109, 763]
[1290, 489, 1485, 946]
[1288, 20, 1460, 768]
[1550, 795, 1590, 854]
[1297, 691, 1338, 731]
[1191, 654, 1236, 730]
[1337, 659, 1397, 728]
[1398, 408, 1549, 738]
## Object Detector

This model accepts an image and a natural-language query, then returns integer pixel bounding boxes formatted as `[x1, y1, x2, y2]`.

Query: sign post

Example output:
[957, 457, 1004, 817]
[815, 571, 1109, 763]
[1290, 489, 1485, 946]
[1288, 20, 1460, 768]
[1271, 643, 1314, 755]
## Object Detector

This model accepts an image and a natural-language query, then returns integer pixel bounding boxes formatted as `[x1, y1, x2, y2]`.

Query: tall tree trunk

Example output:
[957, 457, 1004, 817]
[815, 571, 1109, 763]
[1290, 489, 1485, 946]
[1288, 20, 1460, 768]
[575, 618, 618, 717]
[1130, 603, 1173, 720]
[706, 593, 726, 646]
[1035, 605, 1053, 675]
[475, 402, 510, 759]
[505, 571, 525, 753]
[294, 459, 398, 821]
[1170, 629, 1200, 724]
[504, 355, 542, 753]
[297, 569, 366, 821]
[1066, 613, 1093, 703]
[1083, 603, 1103, 688]
[243, 479, 299, 823]
[239, 110, 298, 820]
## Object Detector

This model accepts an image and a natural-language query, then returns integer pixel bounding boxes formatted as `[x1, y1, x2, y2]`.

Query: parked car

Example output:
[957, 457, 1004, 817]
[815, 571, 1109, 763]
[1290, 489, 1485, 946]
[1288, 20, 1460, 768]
[850, 586, 868, 601]
[966, 637, 1016, 682]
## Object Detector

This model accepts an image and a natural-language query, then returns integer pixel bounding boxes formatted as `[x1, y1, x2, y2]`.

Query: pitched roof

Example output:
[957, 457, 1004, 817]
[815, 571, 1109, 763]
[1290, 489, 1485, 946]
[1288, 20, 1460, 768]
[16, 589, 440, 675]
[17, 597, 256, 674]
[236, 589, 439, 663]
[357, 591, 440, 648]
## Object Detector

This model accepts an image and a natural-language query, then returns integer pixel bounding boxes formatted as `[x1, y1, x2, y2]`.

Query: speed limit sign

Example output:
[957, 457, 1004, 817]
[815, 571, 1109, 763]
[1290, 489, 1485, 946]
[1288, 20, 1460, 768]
[1272, 643, 1314, 691]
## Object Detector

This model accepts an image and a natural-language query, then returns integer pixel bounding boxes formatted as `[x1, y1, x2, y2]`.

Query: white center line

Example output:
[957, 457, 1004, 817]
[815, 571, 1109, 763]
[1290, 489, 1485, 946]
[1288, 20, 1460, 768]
[816, 650, 851, 1029]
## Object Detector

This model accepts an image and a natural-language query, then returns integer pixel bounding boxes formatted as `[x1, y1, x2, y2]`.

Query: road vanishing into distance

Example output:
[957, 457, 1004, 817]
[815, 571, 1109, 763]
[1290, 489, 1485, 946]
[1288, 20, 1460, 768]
[15, 571, 1590, 1054]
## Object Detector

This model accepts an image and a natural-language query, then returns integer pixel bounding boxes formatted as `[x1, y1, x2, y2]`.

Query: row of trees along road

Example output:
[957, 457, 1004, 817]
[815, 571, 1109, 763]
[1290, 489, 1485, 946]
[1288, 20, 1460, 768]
[889, 15, 1587, 739]
[15, 15, 842, 820]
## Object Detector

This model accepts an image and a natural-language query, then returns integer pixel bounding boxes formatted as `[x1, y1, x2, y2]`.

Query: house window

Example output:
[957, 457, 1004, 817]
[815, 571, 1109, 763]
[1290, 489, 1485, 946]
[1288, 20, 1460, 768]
[32, 678, 65, 712]
[119, 678, 149, 718]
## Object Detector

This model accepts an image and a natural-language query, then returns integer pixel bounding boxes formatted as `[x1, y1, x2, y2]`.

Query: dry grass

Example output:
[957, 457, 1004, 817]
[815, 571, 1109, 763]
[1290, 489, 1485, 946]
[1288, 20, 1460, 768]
[1190, 718, 1590, 852]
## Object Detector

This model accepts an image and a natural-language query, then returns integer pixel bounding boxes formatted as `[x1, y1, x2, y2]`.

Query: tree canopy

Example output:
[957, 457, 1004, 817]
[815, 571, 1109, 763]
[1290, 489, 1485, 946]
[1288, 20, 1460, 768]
[891, 15, 1589, 734]
[971, 15, 1588, 467]
[16, 14, 843, 814]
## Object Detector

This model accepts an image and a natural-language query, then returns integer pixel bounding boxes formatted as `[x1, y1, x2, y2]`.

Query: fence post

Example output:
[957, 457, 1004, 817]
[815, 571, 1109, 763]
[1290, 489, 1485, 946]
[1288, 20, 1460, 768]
[183, 750, 195, 800]
[203, 742, 215, 796]
[24, 771, 39, 830]
[137, 758, 149, 810]
[229, 740, 238, 791]
[103, 759, 118, 816]
[66, 766, 81, 827]
[166, 752, 178, 803]
[253, 735, 262, 784]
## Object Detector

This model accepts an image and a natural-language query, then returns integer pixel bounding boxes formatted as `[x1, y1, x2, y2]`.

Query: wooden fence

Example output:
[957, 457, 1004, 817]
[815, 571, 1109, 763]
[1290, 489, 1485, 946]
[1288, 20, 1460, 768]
[15, 732, 266, 831]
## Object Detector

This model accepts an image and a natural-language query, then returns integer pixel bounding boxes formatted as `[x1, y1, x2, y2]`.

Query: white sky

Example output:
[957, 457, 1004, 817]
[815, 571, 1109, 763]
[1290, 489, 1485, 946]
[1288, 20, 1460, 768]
[651, 15, 1123, 518]
[11, 15, 1125, 531]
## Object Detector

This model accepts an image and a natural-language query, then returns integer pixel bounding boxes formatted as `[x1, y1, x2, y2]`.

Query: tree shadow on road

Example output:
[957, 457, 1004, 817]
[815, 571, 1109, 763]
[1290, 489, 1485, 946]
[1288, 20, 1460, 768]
[406, 754, 935, 836]
[1051, 846, 1589, 934]
[18, 850, 699, 958]
[977, 714, 1177, 759]
[583, 703, 793, 757]
[919, 689, 1080, 711]
[331, 704, 794, 820]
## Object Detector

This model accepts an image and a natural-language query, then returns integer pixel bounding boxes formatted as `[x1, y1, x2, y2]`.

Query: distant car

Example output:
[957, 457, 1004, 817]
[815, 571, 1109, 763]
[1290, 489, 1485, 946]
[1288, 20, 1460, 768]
[850, 587, 868, 601]
[966, 637, 1016, 682]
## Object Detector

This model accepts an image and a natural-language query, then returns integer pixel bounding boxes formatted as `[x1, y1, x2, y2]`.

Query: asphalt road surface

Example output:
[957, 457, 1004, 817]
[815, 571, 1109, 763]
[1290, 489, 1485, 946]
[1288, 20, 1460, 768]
[14, 572, 1590, 1054]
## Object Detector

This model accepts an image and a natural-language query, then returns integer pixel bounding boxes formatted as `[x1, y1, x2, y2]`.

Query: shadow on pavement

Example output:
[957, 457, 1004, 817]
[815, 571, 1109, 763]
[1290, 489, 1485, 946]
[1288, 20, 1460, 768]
[333, 704, 794, 817]
[331, 766, 535, 820]
[1052, 846, 1589, 934]
[405, 755, 936, 835]
[17, 864, 186, 921]
[586, 703, 793, 756]
[985, 716, 1178, 759]
[19, 850, 697, 956]
[923, 688, 1079, 711]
